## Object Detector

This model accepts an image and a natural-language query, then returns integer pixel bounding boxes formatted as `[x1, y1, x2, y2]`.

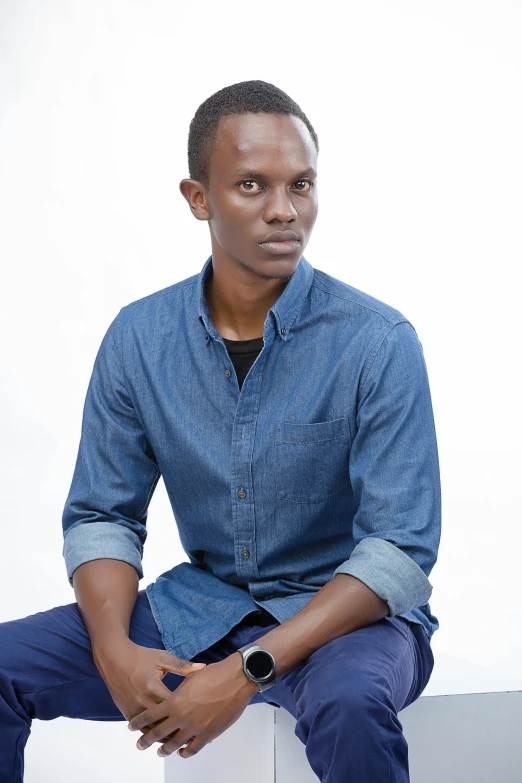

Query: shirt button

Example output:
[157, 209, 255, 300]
[241, 549, 250, 559]
[237, 488, 247, 499]
[281, 327, 287, 335]
[224, 369, 231, 377]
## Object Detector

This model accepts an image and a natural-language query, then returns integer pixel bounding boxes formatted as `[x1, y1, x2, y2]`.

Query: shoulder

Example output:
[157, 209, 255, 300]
[311, 266, 410, 328]
[111, 272, 199, 335]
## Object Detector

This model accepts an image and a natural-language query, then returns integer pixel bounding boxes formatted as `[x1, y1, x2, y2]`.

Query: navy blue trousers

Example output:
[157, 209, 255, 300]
[0, 589, 434, 782]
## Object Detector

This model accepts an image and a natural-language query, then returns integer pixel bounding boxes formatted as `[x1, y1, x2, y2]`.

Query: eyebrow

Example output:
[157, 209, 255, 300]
[232, 167, 317, 179]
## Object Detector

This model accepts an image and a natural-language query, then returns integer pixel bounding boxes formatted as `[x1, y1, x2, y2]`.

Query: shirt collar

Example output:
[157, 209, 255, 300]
[197, 254, 314, 342]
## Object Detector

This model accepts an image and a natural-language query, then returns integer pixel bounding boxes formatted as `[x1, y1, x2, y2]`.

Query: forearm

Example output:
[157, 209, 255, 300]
[233, 574, 389, 690]
[72, 558, 139, 662]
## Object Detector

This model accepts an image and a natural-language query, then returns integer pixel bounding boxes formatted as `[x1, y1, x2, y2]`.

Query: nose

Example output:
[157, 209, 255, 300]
[263, 185, 298, 223]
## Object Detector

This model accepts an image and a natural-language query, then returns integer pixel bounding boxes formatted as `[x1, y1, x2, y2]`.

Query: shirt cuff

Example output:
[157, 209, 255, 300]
[332, 537, 433, 617]
[62, 522, 144, 587]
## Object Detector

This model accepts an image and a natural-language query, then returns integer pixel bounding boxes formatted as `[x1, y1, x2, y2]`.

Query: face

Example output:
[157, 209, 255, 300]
[180, 112, 318, 281]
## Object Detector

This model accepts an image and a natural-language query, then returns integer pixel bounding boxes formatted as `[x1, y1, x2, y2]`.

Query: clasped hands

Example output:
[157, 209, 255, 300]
[127, 653, 257, 759]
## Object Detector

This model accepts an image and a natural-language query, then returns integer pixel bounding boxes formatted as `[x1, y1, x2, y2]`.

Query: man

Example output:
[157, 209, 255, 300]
[0, 80, 440, 782]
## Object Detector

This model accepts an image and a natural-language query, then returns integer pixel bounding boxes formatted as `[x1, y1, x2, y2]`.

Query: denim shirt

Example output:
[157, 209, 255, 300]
[62, 254, 441, 660]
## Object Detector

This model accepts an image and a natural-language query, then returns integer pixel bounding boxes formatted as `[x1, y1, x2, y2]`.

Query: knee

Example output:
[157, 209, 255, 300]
[0, 622, 17, 697]
[0, 621, 13, 667]
[0, 619, 32, 691]
[0, 621, 19, 678]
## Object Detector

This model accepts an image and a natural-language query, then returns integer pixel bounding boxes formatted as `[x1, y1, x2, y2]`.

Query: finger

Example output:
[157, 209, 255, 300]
[129, 708, 163, 734]
[177, 734, 209, 758]
[135, 718, 179, 751]
[128, 686, 173, 732]
[156, 730, 187, 757]
[158, 732, 205, 758]
[160, 652, 207, 675]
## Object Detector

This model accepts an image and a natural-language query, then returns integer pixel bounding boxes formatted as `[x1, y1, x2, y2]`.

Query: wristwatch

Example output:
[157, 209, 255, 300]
[237, 642, 277, 692]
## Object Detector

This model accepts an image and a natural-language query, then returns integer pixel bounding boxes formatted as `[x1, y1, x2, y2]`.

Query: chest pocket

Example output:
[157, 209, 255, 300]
[275, 417, 352, 504]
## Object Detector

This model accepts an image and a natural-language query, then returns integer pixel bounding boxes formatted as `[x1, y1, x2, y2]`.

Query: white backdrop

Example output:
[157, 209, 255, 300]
[1, 1, 521, 780]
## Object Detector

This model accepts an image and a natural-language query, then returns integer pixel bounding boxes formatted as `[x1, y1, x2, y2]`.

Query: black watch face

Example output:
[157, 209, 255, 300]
[246, 650, 273, 679]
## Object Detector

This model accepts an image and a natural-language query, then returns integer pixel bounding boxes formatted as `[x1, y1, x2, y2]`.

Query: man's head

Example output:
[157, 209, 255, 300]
[179, 80, 319, 281]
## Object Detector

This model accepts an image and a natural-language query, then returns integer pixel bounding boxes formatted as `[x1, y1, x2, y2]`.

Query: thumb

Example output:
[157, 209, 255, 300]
[160, 651, 207, 676]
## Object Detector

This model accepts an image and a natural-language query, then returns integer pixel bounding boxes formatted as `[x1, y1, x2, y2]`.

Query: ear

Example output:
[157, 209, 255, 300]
[179, 178, 211, 221]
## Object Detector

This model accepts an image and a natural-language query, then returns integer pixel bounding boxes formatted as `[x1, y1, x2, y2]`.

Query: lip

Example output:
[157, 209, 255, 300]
[258, 240, 301, 254]
[260, 230, 299, 243]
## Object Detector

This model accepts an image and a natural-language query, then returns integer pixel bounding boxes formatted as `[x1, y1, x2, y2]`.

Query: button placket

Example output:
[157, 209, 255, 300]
[230, 328, 275, 580]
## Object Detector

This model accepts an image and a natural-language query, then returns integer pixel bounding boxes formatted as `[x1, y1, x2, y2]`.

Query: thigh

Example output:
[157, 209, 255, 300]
[273, 615, 434, 719]
[0, 589, 165, 721]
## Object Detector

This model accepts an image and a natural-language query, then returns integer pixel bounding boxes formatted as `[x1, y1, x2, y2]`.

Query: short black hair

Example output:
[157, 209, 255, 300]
[187, 80, 319, 189]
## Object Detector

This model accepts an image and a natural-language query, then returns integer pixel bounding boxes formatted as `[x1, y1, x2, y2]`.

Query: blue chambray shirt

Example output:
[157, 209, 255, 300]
[62, 254, 441, 661]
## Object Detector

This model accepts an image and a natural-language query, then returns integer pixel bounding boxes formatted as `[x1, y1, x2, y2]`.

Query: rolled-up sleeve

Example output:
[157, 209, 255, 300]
[332, 320, 441, 617]
[62, 310, 160, 587]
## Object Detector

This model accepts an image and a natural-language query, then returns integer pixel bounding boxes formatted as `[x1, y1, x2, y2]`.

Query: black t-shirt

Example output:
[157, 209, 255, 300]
[222, 335, 264, 391]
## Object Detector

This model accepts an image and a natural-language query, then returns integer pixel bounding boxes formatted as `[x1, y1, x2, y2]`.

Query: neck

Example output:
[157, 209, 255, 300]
[205, 251, 289, 341]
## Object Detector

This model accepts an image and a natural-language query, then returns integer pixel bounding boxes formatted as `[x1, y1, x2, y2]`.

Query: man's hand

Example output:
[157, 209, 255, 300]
[93, 638, 207, 740]
[127, 653, 257, 758]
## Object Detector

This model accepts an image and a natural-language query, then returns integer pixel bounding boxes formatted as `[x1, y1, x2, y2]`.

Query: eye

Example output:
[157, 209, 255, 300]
[294, 180, 314, 192]
[238, 180, 263, 193]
